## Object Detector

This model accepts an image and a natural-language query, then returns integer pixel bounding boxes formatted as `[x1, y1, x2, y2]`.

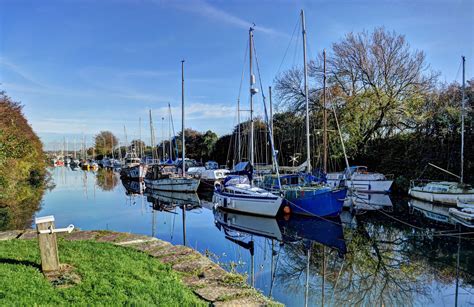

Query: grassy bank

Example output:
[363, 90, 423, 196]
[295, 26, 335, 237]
[0, 239, 205, 305]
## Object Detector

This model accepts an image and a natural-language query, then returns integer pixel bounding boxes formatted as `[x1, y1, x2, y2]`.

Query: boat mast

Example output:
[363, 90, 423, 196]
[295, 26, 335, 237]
[168, 103, 173, 161]
[149, 110, 155, 162]
[249, 27, 255, 167]
[237, 98, 241, 163]
[301, 9, 311, 173]
[162, 117, 165, 161]
[461, 56, 465, 184]
[110, 134, 114, 160]
[269, 86, 275, 172]
[323, 49, 328, 173]
[139, 117, 142, 159]
[181, 60, 186, 176]
[124, 125, 128, 152]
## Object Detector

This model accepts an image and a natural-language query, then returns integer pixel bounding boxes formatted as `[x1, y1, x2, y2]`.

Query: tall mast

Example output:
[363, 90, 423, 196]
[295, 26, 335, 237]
[149, 110, 155, 161]
[181, 60, 186, 176]
[162, 117, 165, 161]
[237, 98, 241, 162]
[323, 49, 328, 173]
[301, 9, 311, 173]
[123, 125, 128, 151]
[168, 104, 172, 161]
[249, 27, 255, 167]
[461, 56, 466, 184]
[139, 117, 142, 158]
[269, 86, 275, 172]
[110, 134, 114, 159]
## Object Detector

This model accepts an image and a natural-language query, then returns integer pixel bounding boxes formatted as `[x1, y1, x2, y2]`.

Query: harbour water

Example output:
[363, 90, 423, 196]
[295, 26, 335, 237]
[18, 168, 474, 306]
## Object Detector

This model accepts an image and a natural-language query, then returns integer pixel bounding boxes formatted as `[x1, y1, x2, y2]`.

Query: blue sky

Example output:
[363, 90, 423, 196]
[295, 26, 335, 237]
[1, 0, 473, 150]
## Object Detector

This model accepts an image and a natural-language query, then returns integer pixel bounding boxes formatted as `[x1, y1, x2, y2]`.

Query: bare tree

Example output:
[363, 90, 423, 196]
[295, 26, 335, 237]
[274, 28, 438, 152]
[326, 28, 438, 146]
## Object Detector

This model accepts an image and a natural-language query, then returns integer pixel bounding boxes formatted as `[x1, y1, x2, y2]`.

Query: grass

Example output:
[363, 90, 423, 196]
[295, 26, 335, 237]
[0, 239, 206, 306]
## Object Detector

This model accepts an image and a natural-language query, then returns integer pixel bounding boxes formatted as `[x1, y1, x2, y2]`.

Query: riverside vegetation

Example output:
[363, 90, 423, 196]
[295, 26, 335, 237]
[0, 91, 48, 231]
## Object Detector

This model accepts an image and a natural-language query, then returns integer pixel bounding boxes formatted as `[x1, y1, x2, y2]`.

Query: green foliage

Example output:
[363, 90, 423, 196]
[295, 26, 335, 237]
[94, 131, 118, 157]
[0, 239, 205, 305]
[0, 91, 47, 219]
[174, 128, 219, 162]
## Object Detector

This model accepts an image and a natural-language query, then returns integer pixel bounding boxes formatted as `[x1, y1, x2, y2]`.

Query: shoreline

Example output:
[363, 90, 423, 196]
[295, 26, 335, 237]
[0, 229, 281, 306]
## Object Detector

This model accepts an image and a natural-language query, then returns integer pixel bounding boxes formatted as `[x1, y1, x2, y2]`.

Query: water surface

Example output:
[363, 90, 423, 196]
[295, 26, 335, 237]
[29, 168, 474, 306]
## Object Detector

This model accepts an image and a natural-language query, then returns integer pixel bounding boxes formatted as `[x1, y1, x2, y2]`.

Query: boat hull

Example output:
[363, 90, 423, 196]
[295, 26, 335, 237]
[120, 164, 147, 180]
[285, 188, 347, 217]
[212, 190, 283, 217]
[327, 179, 392, 193]
[144, 177, 200, 193]
[409, 189, 474, 205]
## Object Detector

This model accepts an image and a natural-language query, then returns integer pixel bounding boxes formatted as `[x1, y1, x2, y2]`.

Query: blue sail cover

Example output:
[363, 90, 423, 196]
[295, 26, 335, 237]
[229, 162, 253, 181]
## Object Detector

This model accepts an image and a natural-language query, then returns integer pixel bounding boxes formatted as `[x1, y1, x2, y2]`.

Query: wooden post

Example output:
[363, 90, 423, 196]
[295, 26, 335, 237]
[35, 216, 60, 272]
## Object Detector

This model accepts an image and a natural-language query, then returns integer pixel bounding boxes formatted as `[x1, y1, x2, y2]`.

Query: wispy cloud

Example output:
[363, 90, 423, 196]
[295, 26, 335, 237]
[152, 102, 237, 121]
[170, 0, 287, 37]
[0, 57, 46, 87]
[118, 69, 176, 78]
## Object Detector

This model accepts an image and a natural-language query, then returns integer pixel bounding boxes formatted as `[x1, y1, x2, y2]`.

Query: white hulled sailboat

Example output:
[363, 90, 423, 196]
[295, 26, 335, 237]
[409, 56, 474, 206]
[144, 61, 200, 193]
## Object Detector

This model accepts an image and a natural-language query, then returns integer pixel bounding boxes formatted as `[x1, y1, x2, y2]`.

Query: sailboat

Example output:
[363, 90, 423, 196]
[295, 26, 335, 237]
[213, 27, 284, 217]
[409, 56, 474, 205]
[263, 10, 347, 217]
[144, 61, 200, 193]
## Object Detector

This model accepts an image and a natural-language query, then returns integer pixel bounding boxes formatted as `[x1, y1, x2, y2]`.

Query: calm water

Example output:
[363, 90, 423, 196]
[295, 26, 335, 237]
[29, 167, 474, 306]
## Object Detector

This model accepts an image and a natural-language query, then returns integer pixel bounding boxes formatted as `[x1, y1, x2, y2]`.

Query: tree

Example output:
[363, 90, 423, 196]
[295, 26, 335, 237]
[324, 28, 438, 148]
[201, 130, 218, 160]
[275, 28, 438, 154]
[94, 131, 118, 157]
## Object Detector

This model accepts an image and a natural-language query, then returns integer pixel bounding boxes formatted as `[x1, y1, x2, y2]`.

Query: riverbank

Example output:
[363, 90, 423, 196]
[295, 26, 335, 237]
[0, 229, 280, 306]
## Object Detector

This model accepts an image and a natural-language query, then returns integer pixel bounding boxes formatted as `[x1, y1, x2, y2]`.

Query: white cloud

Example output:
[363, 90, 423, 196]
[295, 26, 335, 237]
[170, 0, 287, 37]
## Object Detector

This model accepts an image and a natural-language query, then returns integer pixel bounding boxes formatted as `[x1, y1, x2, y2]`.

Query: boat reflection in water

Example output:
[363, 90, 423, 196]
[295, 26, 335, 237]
[278, 215, 347, 256]
[121, 179, 145, 196]
[146, 190, 203, 246]
[409, 198, 474, 228]
[214, 209, 283, 241]
[344, 191, 393, 213]
[213, 208, 346, 304]
[408, 198, 453, 225]
[145, 189, 201, 209]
